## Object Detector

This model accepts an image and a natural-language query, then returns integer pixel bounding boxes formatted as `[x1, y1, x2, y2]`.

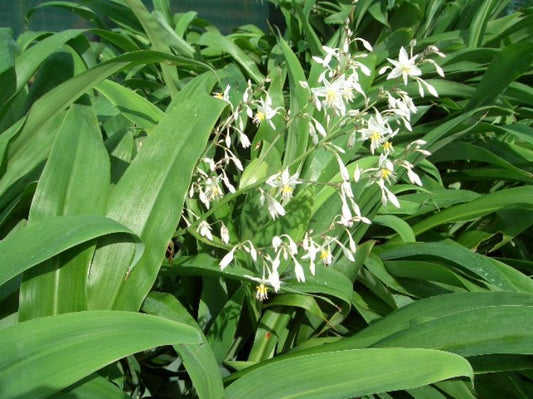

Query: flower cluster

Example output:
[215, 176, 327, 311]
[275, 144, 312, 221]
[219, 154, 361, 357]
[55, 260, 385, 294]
[186, 26, 445, 300]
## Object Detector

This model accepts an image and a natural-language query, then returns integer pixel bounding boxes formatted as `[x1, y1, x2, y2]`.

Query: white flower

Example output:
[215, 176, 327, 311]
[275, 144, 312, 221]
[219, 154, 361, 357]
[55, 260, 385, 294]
[319, 244, 333, 266]
[266, 169, 302, 204]
[255, 283, 269, 301]
[197, 221, 213, 241]
[213, 84, 231, 104]
[312, 46, 339, 68]
[267, 195, 286, 220]
[293, 259, 306, 282]
[302, 232, 320, 275]
[377, 179, 400, 208]
[242, 240, 258, 262]
[219, 247, 236, 270]
[360, 113, 394, 154]
[246, 264, 282, 301]
[198, 177, 223, 209]
[220, 224, 230, 245]
[311, 75, 353, 116]
[385, 47, 422, 85]
[250, 95, 281, 129]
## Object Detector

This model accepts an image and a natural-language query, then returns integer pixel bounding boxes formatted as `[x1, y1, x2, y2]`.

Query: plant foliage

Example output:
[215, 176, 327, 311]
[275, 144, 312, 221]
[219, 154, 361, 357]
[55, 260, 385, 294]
[0, 0, 532, 398]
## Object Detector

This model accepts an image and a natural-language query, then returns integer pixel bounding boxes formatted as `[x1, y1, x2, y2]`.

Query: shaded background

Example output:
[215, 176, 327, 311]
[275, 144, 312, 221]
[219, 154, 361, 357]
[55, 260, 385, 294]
[0, 0, 271, 35]
[0, 1, 531, 37]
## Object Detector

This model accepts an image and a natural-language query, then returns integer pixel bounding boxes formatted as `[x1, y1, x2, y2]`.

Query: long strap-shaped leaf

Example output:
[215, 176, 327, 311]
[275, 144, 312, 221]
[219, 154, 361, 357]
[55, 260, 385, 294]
[0, 214, 143, 288]
[0, 50, 210, 210]
[87, 78, 226, 311]
[225, 348, 473, 399]
[0, 311, 200, 399]
[143, 292, 226, 399]
[18, 103, 110, 321]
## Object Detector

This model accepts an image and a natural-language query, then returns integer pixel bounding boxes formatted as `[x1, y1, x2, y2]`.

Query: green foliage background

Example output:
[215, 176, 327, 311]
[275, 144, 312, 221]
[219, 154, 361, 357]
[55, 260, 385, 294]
[0, 0, 532, 398]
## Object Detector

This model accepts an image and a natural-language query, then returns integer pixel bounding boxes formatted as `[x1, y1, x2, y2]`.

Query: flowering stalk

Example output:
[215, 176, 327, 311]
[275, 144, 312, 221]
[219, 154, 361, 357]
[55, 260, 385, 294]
[181, 23, 445, 299]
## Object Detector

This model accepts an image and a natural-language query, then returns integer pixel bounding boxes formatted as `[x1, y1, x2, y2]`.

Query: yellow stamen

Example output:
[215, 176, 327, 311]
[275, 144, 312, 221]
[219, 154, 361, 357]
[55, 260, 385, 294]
[382, 141, 393, 151]
[371, 132, 381, 142]
[381, 168, 392, 179]
[214, 92, 224, 100]
[209, 186, 222, 199]
[256, 283, 269, 301]
[256, 111, 265, 122]
[281, 185, 293, 194]
[319, 249, 330, 260]
[325, 89, 337, 105]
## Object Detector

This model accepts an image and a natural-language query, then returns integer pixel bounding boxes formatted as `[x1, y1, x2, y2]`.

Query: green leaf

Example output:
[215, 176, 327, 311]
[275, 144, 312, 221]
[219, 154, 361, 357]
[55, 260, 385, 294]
[206, 286, 245, 363]
[199, 31, 264, 84]
[409, 186, 533, 236]
[326, 292, 533, 351]
[87, 85, 226, 311]
[0, 214, 143, 287]
[142, 292, 226, 399]
[95, 79, 165, 132]
[467, 0, 502, 47]
[53, 374, 130, 399]
[277, 36, 310, 170]
[466, 42, 533, 110]
[373, 305, 533, 357]
[0, 28, 17, 107]
[0, 51, 186, 207]
[374, 214, 416, 242]
[125, 0, 181, 97]
[225, 348, 473, 399]
[377, 240, 518, 291]
[0, 311, 200, 399]
[18, 103, 110, 321]
[0, 29, 84, 118]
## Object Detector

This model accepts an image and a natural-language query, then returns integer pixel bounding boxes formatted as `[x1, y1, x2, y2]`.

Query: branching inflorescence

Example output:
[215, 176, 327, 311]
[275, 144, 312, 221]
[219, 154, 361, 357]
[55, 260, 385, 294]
[187, 27, 445, 301]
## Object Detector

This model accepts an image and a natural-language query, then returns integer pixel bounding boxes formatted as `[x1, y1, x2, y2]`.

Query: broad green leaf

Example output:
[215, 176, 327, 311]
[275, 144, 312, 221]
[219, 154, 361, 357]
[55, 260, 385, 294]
[53, 374, 130, 399]
[26, 2, 107, 30]
[0, 29, 84, 118]
[466, 42, 533, 110]
[87, 88, 226, 311]
[269, 292, 533, 360]
[126, 0, 180, 97]
[0, 28, 17, 107]
[377, 240, 518, 291]
[18, 103, 110, 321]
[248, 307, 293, 362]
[373, 305, 533, 356]
[95, 79, 165, 132]
[326, 292, 533, 351]
[295, 7, 323, 56]
[265, 293, 326, 322]
[278, 36, 310, 170]
[199, 31, 264, 84]
[431, 141, 531, 179]
[142, 292, 225, 399]
[226, 348, 473, 399]
[410, 186, 533, 236]
[0, 311, 200, 399]
[0, 214, 143, 287]
[385, 260, 482, 291]
[206, 286, 245, 363]
[374, 214, 416, 242]
[467, 0, 502, 47]
[0, 51, 177, 205]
